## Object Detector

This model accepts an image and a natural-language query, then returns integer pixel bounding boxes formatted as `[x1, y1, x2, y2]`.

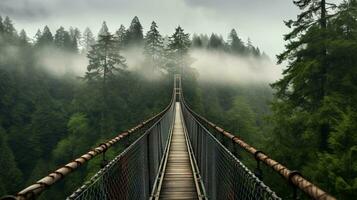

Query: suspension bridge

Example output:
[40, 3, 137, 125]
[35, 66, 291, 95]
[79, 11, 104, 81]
[1, 75, 336, 200]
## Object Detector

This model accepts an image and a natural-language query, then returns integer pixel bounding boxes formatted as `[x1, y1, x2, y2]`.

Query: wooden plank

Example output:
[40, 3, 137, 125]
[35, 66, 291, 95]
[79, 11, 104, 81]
[159, 103, 198, 199]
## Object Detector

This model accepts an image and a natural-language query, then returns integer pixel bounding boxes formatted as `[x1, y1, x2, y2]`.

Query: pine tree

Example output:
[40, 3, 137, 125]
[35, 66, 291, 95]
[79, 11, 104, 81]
[167, 26, 191, 74]
[69, 27, 81, 52]
[0, 127, 22, 194]
[34, 29, 42, 42]
[54, 27, 73, 51]
[114, 25, 127, 48]
[192, 34, 203, 48]
[82, 27, 95, 53]
[301, 1, 357, 198]
[36, 26, 53, 47]
[207, 33, 224, 50]
[85, 33, 127, 133]
[228, 29, 244, 54]
[98, 21, 109, 37]
[19, 29, 28, 45]
[273, 0, 337, 151]
[268, 1, 357, 198]
[144, 21, 164, 70]
[126, 16, 144, 46]
[3, 16, 16, 36]
[0, 16, 4, 34]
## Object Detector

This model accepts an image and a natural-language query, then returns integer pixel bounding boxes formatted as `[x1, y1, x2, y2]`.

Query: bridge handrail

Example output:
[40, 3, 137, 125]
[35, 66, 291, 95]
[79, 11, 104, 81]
[5, 89, 176, 200]
[181, 98, 336, 200]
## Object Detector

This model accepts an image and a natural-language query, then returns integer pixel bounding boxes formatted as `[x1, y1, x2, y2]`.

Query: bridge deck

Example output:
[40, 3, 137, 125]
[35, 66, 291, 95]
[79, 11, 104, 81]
[159, 103, 198, 200]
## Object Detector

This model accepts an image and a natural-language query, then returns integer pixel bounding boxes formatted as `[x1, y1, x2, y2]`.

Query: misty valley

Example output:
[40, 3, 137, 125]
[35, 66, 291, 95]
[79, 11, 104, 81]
[1, 0, 357, 200]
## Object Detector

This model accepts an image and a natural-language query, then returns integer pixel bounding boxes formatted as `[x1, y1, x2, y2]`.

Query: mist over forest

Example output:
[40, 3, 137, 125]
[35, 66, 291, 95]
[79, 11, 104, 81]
[1, 0, 357, 199]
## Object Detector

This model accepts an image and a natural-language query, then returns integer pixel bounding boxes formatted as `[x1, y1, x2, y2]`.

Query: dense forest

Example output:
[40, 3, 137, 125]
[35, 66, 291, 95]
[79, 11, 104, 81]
[0, 13, 268, 199]
[0, 0, 357, 199]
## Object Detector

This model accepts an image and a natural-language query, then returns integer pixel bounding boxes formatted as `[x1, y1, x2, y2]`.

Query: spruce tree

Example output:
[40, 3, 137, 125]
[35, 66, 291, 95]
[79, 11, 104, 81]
[34, 29, 42, 42]
[144, 21, 164, 70]
[192, 34, 203, 48]
[36, 26, 53, 47]
[207, 33, 224, 50]
[167, 26, 191, 73]
[54, 27, 73, 51]
[19, 30, 28, 45]
[98, 21, 109, 37]
[3, 16, 16, 36]
[0, 16, 4, 34]
[85, 33, 127, 134]
[302, 1, 357, 198]
[228, 29, 244, 54]
[69, 27, 81, 51]
[82, 27, 95, 53]
[268, 1, 357, 198]
[126, 16, 144, 46]
[114, 25, 127, 49]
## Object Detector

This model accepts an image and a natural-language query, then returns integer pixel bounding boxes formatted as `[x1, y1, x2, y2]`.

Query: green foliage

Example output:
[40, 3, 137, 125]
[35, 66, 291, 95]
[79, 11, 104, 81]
[36, 26, 54, 47]
[144, 21, 164, 71]
[54, 26, 77, 51]
[82, 27, 95, 53]
[166, 26, 191, 74]
[228, 29, 245, 54]
[0, 15, 171, 199]
[192, 29, 265, 57]
[0, 127, 22, 194]
[125, 16, 144, 46]
[268, 0, 357, 198]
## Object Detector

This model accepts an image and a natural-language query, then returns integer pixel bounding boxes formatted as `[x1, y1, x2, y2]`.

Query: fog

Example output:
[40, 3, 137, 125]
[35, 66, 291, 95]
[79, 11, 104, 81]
[190, 49, 282, 84]
[35, 47, 88, 77]
[32, 46, 282, 84]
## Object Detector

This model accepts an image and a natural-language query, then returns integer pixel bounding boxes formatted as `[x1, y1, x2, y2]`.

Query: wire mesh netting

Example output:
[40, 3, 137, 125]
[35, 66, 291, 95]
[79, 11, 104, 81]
[181, 102, 281, 200]
[67, 103, 175, 200]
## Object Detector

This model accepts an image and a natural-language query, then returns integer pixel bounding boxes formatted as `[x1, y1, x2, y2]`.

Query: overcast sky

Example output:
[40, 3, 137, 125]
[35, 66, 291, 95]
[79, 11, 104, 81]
[0, 0, 337, 59]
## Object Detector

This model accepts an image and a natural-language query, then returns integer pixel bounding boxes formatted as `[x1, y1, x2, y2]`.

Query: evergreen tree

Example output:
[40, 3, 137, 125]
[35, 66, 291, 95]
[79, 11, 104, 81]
[0, 127, 22, 195]
[54, 27, 74, 51]
[82, 27, 95, 53]
[228, 29, 244, 54]
[0, 16, 4, 34]
[144, 21, 164, 70]
[126, 16, 144, 46]
[36, 26, 53, 47]
[207, 33, 224, 50]
[167, 26, 191, 73]
[98, 21, 109, 37]
[34, 29, 42, 42]
[69, 27, 81, 52]
[85, 33, 127, 133]
[273, 0, 336, 150]
[268, 0, 357, 198]
[192, 34, 203, 48]
[19, 29, 29, 45]
[115, 25, 127, 48]
[3, 16, 16, 36]
[302, 1, 357, 198]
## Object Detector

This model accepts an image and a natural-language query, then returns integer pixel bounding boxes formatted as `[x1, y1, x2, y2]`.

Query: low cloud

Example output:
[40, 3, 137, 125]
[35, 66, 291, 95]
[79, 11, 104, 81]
[36, 47, 88, 77]
[190, 49, 282, 84]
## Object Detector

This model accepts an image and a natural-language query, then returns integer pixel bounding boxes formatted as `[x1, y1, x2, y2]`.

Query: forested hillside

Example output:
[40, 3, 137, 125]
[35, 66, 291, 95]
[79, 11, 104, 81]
[1, 0, 356, 199]
[0, 14, 269, 198]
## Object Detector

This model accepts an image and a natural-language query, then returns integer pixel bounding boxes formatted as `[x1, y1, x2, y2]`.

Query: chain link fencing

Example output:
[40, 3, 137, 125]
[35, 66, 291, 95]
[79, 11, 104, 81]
[181, 101, 281, 200]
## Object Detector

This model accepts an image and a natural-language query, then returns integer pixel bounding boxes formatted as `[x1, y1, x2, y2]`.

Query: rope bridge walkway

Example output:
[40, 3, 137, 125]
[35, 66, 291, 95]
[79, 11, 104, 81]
[1, 75, 336, 200]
